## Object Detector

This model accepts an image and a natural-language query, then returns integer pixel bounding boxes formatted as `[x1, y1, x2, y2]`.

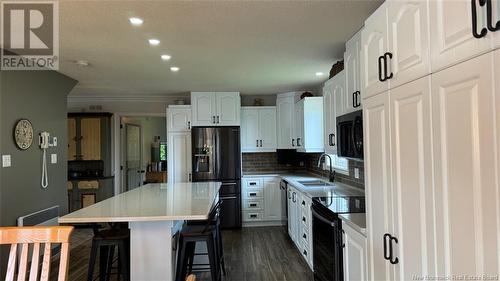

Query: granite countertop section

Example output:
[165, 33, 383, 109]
[59, 182, 221, 223]
[339, 213, 367, 236]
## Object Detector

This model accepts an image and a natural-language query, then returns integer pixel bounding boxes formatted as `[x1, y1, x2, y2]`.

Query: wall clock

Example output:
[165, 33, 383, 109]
[14, 119, 34, 150]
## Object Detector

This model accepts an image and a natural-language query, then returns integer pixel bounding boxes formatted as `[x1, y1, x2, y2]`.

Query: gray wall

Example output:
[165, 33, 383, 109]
[0, 70, 77, 272]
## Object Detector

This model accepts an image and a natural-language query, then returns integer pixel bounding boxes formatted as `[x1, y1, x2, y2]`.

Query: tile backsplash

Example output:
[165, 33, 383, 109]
[242, 152, 364, 189]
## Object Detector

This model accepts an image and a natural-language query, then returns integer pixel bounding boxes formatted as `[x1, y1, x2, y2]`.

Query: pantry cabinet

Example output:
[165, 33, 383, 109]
[191, 92, 240, 126]
[429, 0, 492, 72]
[361, 0, 431, 98]
[431, 52, 499, 277]
[240, 107, 277, 152]
[167, 105, 191, 132]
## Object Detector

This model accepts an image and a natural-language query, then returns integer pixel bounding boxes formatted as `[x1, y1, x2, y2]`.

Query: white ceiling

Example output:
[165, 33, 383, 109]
[59, 0, 382, 96]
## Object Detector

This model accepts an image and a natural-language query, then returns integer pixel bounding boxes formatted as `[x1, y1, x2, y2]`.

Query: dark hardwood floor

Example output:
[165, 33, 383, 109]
[58, 226, 314, 281]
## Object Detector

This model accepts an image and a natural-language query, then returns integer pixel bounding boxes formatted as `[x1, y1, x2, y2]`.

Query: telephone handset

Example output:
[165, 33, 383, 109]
[39, 132, 50, 188]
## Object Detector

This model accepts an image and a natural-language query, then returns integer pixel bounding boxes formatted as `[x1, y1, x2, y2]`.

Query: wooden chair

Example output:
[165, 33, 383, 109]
[186, 274, 196, 281]
[0, 226, 74, 281]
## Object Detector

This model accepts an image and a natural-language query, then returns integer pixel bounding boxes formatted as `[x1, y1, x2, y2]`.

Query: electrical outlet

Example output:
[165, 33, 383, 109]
[354, 168, 360, 179]
[51, 154, 57, 164]
[52, 137, 57, 147]
[2, 155, 11, 167]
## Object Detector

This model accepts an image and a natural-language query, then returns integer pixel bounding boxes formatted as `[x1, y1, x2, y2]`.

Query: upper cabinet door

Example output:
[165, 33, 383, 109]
[276, 95, 295, 149]
[216, 92, 241, 126]
[167, 106, 191, 132]
[361, 4, 390, 99]
[323, 82, 335, 155]
[429, 0, 491, 72]
[387, 0, 431, 89]
[431, 52, 499, 277]
[258, 108, 277, 151]
[80, 118, 101, 160]
[294, 100, 305, 149]
[240, 108, 260, 152]
[389, 77, 435, 280]
[191, 92, 217, 126]
[363, 93, 394, 281]
[345, 30, 363, 112]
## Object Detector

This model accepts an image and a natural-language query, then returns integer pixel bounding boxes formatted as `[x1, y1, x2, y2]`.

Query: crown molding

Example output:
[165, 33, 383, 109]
[67, 94, 189, 103]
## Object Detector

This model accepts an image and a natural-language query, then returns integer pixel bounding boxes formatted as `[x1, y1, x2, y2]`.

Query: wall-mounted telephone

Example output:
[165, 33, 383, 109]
[39, 132, 50, 149]
[39, 132, 50, 188]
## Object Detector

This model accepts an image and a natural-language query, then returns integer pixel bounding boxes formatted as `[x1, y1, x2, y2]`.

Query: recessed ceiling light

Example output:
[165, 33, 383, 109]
[170, 66, 179, 72]
[129, 17, 143, 26]
[161, 54, 171, 61]
[75, 60, 89, 67]
[148, 39, 160, 46]
[316, 72, 324, 76]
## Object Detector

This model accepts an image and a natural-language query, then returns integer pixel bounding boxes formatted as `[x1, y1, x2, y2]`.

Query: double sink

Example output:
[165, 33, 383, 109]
[296, 179, 363, 197]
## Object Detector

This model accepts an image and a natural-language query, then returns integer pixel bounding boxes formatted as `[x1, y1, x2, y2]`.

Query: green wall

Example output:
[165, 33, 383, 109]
[0, 70, 77, 271]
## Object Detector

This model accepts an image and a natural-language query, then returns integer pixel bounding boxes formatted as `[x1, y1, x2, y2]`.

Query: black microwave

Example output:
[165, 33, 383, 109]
[337, 110, 363, 160]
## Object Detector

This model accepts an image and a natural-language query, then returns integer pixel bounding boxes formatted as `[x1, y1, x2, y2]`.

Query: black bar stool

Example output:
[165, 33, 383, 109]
[175, 201, 225, 281]
[87, 224, 130, 281]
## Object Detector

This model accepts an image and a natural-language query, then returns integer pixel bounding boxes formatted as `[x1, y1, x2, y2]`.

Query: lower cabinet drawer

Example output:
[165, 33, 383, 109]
[242, 211, 263, 222]
[243, 189, 263, 199]
[300, 225, 310, 244]
[300, 211, 310, 229]
[300, 243, 311, 261]
[243, 199, 263, 210]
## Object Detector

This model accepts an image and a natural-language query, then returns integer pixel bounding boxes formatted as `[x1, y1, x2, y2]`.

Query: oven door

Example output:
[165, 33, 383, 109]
[312, 203, 343, 281]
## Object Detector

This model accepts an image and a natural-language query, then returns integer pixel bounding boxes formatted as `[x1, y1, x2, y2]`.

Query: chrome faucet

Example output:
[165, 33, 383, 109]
[317, 153, 336, 182]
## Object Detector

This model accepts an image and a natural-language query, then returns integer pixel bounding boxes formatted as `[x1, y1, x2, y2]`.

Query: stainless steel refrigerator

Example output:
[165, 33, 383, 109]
[191, 126, 242, 228]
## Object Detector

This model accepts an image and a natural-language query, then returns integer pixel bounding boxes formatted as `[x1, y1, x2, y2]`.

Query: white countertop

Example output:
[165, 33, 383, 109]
[59, 182, 221, 223]
[339, 213, 367, 236]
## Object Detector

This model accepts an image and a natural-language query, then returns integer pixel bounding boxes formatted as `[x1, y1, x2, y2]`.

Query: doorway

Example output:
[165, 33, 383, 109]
[120, 116, 167, 192]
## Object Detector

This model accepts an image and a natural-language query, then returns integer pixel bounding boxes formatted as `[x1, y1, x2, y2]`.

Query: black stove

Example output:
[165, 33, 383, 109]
[312, 195, 365, 281]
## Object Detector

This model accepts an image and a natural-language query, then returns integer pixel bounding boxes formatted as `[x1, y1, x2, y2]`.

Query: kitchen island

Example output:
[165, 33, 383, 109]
[59, 182, 221, 281]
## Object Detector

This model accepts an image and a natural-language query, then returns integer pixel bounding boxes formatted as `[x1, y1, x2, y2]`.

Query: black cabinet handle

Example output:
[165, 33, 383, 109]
[256, 140, 259, 147]
[328, 134, 333, 146]
[353, 91, 361, 108]
[472, 0, 488, 38]
[303, 250, 307, 256]
[217, 116, 220, 124]
[292, 192, 296, 203]
[303, 233, 307, 239]
[331, 133, 335, 146]
[341, 229, 345, 248]
[486, 0, 500, 31]
[292, 139, 295, 147]
[249, 182, 257, 186]
[187, 121, 191, 130]
[249, 192, 257, 197]
[352, 91, 357, 108]
[383, 233, 391, 261]
[250, 203, 257, 207]
[302, 200, 305, 206]
[384, 52, 393, 80]
[212, 116, 216, 123]
[378, 55, 386, 82]
[297, 138, 301, 147]
[250, 214, 257, 218]
[389, 236, 399, 264]
[302, 216, 306, 222]
[259, 140, 262, 147]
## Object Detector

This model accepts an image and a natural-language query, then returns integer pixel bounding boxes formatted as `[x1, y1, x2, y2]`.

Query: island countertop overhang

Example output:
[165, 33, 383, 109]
[58, 182, 221, 224]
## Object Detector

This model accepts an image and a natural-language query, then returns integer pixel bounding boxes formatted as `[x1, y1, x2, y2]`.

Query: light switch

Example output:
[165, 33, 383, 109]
[354, 168, 360, 179]
[51, 154, 57, 164]
[2, 155, 11, 167]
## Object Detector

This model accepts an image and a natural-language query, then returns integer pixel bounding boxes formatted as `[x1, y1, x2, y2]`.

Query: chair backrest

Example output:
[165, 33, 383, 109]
[186, 274, 196, 281]
[0, 226, 74, 281]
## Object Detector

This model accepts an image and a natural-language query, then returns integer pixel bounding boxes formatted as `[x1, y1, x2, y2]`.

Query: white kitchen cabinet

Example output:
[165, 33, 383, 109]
[363, 92, 394, 281]
[295, 97, 324, 153]
[361, 4, 389, 99]
[286, 185, 313, 270]
[242, 176, 284, 226]
[429, 0, 492, 72]
[191, 92, 240, 126]
[263, 177, 282, 221]
[389, 76, 435, 280]
[344, 29, 363, 112]
[167, 105, 191, 132]
[387, 0, 431, 89]
[276, 93, 297, 149]
[240, 107, 276, 152]
[323, 71, 345, 155]
[362, 0, 431, 98]
[431, 52, 499, 277]
[287, 185, 300, 246]
[167, 132, 191, 183]
[342, 221, 367, 281]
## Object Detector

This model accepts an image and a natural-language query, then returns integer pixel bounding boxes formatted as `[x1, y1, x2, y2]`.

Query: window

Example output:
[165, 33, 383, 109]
[326, 154, 349, 175]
